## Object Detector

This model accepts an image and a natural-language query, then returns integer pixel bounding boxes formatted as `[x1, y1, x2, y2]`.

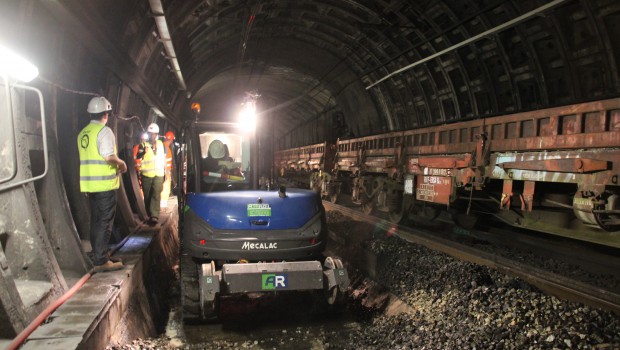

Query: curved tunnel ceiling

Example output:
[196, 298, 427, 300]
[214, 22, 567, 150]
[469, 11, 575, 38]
[41, 0, 620, 145]
[159, 0, 620, 142]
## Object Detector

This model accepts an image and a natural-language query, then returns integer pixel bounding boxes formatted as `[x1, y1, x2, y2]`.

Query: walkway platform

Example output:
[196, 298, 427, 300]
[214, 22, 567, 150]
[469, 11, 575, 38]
[18, 203, 178, 350]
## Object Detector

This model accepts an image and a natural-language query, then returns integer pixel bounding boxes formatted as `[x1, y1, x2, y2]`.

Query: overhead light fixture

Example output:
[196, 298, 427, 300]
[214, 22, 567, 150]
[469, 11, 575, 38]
[238, 91, 260, 132]
[239, 96, 257, 132]
[0, 44, 39, 82]
[238, 100, 257, 132]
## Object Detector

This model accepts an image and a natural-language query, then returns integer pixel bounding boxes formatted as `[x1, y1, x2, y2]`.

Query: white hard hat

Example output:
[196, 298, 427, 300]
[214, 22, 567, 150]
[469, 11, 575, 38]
[87, 96, 112, 114]
[208, 139, 225, 159]
[147, 123, 160, 133]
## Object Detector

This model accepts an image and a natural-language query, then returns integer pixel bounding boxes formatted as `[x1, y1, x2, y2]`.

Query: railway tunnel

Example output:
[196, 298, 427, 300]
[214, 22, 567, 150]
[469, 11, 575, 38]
[1, 0, 620, 348]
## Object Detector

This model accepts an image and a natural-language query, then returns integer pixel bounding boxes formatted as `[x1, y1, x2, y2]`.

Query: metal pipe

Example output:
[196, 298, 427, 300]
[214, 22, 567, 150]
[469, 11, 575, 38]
[365, 0, 568, 90]
[149, 0, 187, 91]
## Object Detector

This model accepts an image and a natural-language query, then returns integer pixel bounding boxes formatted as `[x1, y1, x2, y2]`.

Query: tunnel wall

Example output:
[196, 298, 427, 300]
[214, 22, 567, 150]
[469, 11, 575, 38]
[0, 2, 179, 339]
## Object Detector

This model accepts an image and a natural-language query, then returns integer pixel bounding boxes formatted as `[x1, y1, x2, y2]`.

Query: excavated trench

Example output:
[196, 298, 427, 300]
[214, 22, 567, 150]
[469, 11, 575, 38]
[108, 206, 620, 349]
[106, 207, 403, 349]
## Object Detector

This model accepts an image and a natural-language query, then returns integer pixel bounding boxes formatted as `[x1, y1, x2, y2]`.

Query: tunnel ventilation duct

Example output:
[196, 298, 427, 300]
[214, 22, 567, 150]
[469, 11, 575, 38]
[149, 0, 187, 91]
[366, 0, 568, 89]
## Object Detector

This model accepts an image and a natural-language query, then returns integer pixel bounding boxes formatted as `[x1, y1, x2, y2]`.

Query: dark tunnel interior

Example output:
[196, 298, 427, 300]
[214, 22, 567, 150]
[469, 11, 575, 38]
[1, 0, 620, 345]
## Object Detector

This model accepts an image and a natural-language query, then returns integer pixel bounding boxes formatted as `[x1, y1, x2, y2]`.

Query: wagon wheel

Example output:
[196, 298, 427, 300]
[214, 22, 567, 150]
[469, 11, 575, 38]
[451, 211, 479, 229]
[389, 200, 409, 224]
[361, 193, 375, 215]
[413, 203, 441, 221]
[358, 184, 375, 215]
[593, 194, 620, 232]
[351, 181, 363, 205]
[594, 211, 620, 232]
[199, 260, 219, 322]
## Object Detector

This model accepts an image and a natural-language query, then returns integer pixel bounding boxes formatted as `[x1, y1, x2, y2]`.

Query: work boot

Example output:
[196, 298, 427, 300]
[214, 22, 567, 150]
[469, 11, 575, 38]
[93, 260, 123, 273]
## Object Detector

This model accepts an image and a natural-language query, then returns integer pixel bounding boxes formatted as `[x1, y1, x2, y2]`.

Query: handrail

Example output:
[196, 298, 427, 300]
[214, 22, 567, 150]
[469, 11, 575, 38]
[0, 83, 48, 193]
[0, 76, 18, 184]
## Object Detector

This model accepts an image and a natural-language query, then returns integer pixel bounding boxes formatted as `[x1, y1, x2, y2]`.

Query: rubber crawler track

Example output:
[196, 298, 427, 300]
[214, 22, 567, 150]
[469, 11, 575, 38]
[180, 251, 201, 323]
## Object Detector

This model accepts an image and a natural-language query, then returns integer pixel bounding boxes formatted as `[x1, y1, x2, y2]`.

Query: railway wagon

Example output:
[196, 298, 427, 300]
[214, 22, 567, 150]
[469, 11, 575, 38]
[280, 99, 620, 248]
[275, 142, 326, 176]
[274, 142, 340, 201]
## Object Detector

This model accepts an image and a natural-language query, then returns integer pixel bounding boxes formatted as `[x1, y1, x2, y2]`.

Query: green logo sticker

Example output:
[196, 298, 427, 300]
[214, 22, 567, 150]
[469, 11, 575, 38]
[247, 203, 271, 217]
[262, 274, 288, 290]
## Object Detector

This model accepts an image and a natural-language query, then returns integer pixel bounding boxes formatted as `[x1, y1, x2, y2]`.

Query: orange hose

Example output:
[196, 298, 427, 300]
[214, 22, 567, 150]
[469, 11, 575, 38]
[7, 272, 92, 350]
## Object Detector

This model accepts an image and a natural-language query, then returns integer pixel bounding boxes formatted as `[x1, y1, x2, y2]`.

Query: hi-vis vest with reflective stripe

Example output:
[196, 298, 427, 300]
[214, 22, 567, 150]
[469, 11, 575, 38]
[140, 140, 166, 177]
[78, 123, 119, 192]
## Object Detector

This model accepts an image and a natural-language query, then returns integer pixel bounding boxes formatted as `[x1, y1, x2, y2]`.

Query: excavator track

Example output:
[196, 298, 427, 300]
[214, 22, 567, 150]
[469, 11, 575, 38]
[180, 251, 201, 323]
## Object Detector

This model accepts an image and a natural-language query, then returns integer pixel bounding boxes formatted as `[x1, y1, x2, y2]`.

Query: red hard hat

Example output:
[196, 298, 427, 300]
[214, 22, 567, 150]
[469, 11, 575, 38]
[165, 131, 175, 141]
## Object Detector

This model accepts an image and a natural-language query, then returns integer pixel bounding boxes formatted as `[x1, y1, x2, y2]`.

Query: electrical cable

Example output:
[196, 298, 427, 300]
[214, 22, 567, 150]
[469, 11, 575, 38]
[37, 76, 146, 133]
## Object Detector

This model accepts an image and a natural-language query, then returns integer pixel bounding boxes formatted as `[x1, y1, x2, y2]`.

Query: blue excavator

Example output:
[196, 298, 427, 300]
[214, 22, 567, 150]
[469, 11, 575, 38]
[177, 106, 348, 322]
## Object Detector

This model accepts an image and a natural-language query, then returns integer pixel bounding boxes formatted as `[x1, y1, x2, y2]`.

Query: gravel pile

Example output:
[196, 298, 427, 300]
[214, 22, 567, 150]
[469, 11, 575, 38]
[327, 219, 620, 349]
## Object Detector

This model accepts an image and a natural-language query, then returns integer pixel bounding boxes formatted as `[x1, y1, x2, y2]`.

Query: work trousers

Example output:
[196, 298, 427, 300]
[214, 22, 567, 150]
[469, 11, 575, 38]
[89, 190, 117, 266]
[141, 175, 164, 219]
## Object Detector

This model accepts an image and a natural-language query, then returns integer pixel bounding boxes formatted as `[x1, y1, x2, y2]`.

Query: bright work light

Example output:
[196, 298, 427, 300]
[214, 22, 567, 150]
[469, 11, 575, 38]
[238, 100, 257, 132]
[236, 91, 260, 132]
[0, 45, 39, 82]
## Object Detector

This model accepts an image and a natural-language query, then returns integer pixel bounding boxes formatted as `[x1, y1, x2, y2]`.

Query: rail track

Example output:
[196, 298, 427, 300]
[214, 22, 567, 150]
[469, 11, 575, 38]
[323, 200, 620, 315]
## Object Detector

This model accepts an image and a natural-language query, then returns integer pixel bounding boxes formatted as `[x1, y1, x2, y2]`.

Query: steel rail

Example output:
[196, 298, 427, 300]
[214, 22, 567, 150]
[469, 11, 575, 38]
[323, 201, 620, 315]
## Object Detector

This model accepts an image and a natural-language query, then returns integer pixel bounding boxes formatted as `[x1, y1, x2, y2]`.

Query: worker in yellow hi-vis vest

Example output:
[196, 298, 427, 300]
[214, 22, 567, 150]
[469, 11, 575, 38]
[136, 123, 167, 225]
[78, 96, 127, 273]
